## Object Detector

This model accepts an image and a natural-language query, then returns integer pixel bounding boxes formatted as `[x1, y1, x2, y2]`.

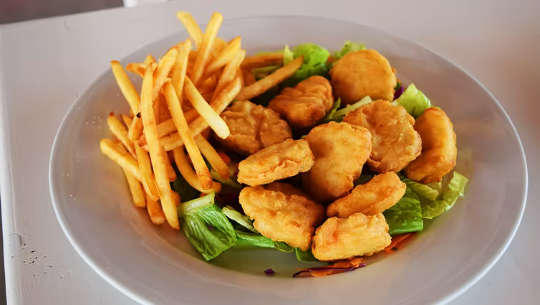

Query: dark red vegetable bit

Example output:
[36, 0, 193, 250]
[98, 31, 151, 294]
[394, 83, 404, 100]
[292, 257, 366, 278]
[264, 268, 275, 276]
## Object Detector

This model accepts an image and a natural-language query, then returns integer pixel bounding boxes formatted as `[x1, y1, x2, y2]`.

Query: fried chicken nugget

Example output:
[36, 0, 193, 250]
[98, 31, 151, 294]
[302, 122, 371, 202]
[330, 50, 396, 104]
[237, 139, 314, 186]
[405, 107, 457, 183]
[312, 213, 391, 261]
[268, 76, 333, 128]
[327, 172, 406, 218]
[219, 100, 292, 154]
[239, 182, 325, 250]
[344, 100, 422, 172]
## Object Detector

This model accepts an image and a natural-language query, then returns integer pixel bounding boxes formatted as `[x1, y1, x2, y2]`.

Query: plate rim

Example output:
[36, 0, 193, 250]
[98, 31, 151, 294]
[48, 14, 529, 305]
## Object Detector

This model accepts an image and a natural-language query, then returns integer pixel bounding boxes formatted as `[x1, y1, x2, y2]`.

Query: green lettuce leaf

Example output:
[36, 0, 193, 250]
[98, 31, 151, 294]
[383, 188, 424, 235]
[323, 96, 372, 122]
[421, 172, 469, 219]
[178, 193, 237, 261]
[210, 165, 242, 189]
[402, 177, 440, 201]
[252, 65, 280, 80]
[283, 43, 330, 86]
[394, 84, 432, 117]
[332, 41, 366, 60]
[295, 248, 317, 262]
[222, 205, 256, 232]
[234, 231, 293, 253]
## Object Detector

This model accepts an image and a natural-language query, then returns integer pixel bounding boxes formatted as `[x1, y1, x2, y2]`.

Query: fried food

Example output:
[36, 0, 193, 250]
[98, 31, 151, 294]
[302, 122, 371, 202]
[239, 182, 325, 250]
[268, 76, 333, 128]
[405, 107, 457, 183]
[218, 100, 292, 154]
[326, 172, 406, 217]
[330, 49, 396, 104]
[311, 212, 391, 261]
[344, 100, 421, 172]
[237, 139, 314, 186]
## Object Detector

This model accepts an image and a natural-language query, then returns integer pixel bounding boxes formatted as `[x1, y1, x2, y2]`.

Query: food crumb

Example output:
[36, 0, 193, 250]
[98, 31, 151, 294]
[264, 268, 275, 276]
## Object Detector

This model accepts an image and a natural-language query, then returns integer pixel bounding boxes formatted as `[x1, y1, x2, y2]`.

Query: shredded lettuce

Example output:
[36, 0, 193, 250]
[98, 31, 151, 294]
[283, 43, 330, 86]
[393, 84, 432, 117]
[332, 41, 366, 60]
[222, 205, 257, 232]
[421, 172, 469, 219]
[402, 177, 440, 201]
[178, 193, 237, 261]
[323, 96, 372, 122]
[295, 248, 317, 262]
[383, 188, 424, 235]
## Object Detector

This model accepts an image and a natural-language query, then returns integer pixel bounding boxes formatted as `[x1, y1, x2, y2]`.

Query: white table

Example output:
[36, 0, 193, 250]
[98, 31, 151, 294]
[1, 0, 538, 304]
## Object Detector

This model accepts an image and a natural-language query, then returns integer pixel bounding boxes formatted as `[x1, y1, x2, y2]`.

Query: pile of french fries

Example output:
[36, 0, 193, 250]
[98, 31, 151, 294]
[100, 11, 304, 229]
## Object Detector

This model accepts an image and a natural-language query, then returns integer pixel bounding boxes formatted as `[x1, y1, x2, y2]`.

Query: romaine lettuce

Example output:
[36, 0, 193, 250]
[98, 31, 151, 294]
[332, 41, 366, 60]
[402, 177, 440, 201]
[383, 188, 424, 235]
[222, 205, 256, 232]
[323, 96, 372, 122]
[234, 231, 293, 253]
[283, 43, 330, 86]
[295, 248, 317, 262]
[393, 84, 432, 117]
[421, 172, 469, 219]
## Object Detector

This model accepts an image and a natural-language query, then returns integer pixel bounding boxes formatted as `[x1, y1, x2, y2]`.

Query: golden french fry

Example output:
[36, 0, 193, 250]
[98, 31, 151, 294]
[184, 77, 230, 139]
[236, 56, 303, 101]
[146, 193, 165, 225]
[194, 135, 230, 179]
[107, 113, 135, 156]
[172, 147, 221, 193]
[176, 11, 203, 47]
[213, 49, 245, 100]
[205, 37, 242, 76]
[190, 12, 223, 84]
[121, 114, 133, 127]
[163, 149, 177, 181]
[171, 40, 192, 99]
[152, 48, 178, 101]
[140, 63, 180, 230]
[160, 76, 242, 151]
[100, 139, 142, 181]
[242, 68, 256, 86]
[144, 54, 156, 65]
[200, 75, 218, 93]
[155, 119, 176, 138]
[128, 115, 143, 142]
[135, 143, 160, 201]
[123, 168, 146, 207]
[111, 61, 140, 114]
[241, 53, 284, 69]
[163, 82, 213, 189]
[126, 63, 146, 77]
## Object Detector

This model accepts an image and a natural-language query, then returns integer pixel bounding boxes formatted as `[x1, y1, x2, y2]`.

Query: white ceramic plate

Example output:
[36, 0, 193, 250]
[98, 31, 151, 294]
[49, 16, 527, 305]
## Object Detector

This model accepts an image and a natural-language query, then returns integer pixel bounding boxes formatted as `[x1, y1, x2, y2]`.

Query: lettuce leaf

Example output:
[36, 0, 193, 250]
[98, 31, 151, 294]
[179, 193, 237, 261]
[393, 84, 432, 117]
[222, 205, 256, 232]
[234, 231, 293, 253]
[323, 96, 372, 122]
[383, 188, 424, 235]
[402, 177, 440, 201]
[332, 41, 366, 60]
[421, 172, 469, 219]
[295, 248, 317, 262]
[283, 43, 330, 86]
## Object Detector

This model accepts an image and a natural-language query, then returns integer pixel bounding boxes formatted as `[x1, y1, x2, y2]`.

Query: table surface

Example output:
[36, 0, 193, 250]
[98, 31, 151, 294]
[1, 0, 539, 304]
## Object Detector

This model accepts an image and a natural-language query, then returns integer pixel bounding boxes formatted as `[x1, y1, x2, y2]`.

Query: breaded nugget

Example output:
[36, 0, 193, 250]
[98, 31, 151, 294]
[239, 182, 325, 250]
[327, 172, 406, 217]
[219, 100, 292, 154]
[302, 122, 371, 202]
[237, 139, 314, 186]
[268, 76, 334, 128]
[330, 50, 396, 104]
[405, 107, 457, 183]
[312, 213, 391, 261]
[344, 100, 422, 172]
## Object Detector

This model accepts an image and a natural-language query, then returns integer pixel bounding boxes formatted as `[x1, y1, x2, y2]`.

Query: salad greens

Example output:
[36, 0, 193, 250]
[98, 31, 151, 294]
[383, 188, 424, 235]
[323, 96, 372, 122]
[402, 177, 440, 201]
[178, 193, 237, 261]
[394, 84, 432, 117]
[222, 205, 257, 232]
[421, 172, 469, 219]
[295, 248, 318, 262]
[283, 43, 330, 86]
[171, 171, 200, 202]
[234, 231, 293, 253]
[332, 40, 366, 60]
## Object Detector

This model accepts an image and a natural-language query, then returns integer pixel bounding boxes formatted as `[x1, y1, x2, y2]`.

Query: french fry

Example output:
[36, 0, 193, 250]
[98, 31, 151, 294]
[160, 76, 242, 151]
[172, 147, 221, 193]
[126, 62, 146, 77]
[121, 114, 133, 127]
[213, 49, 245, 100]
[135, 143, 160, 201]
[200, 75, 218, 93]
[194, 135, 230, 179]
[205, 37, 242, 76]
[163, 82, 213, 189]
[140, 63, 180, 230]
[190, 12, 223, 84]
[111, 61, 140, 114]
[163, 149, 177, 182]
[145, 193, 165, 225]
[171, 40, 192, 99]
[107, 113, 135, 156]
[241, 53, 284, 69]
[128, 115, 143, 141]
[152, 48, 178, 101]
[242, 68, 256, 86]
[176, 11, 203, 47]
[123, 168, 146, 208]
[156, 119, 177, 138]
[99, 139, 142, 181]
[144, 54, 156, 65]
[184, 77, 230, 139]
[236, 56, 303, 101]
